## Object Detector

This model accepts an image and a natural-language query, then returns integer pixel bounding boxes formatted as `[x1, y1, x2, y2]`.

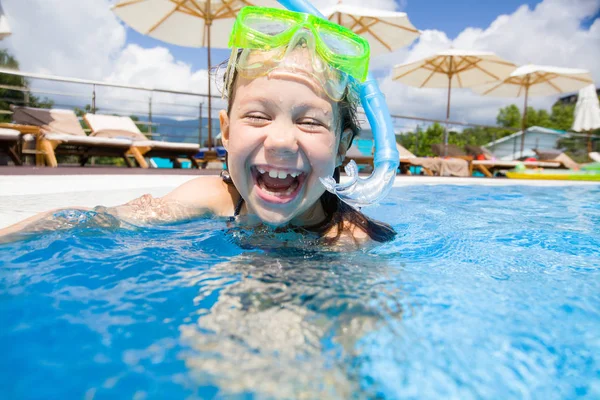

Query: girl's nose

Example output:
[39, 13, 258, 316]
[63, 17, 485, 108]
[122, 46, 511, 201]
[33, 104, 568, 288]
[263, 125, 299, 156]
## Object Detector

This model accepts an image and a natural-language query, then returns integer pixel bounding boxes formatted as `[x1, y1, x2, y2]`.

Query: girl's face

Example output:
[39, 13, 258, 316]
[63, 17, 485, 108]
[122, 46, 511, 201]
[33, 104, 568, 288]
[220, 69, 350, 227]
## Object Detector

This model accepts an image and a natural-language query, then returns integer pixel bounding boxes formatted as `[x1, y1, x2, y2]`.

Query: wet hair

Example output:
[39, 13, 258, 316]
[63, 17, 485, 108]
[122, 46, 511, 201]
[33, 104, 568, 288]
[219, 52, 396, 243]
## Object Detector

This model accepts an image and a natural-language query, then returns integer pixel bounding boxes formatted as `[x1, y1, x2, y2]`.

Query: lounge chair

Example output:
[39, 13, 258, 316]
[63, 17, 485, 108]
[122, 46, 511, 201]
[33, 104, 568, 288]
[462, 144, 563, 177]
[471, 159, 562, 177]
[464, 144, 495, 160]
[431, 143, 474, 162]
[394, 143, 470, 177]
[84, 113, 201, 169]
[0, 127, 23, 165]
[194, 146, 227, 169]
[534, 149, 578, 169]
[449, 145, 561, 178]
[10, 106, 135, 167]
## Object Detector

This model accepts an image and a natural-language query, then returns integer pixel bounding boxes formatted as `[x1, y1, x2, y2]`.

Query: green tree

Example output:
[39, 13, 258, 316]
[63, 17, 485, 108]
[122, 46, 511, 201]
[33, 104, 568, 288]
[0, 49, 53, 122]
[549, 102, 574, 131]
[397, 123, 445, 156]
[497, 104, 521, 128]
[526, 107, 552, 128]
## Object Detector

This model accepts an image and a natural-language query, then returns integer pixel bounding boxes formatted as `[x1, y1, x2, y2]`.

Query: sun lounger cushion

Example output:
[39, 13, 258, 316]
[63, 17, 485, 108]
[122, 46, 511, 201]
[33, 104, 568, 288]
[0, 128, 20, 140]
[84, 114, 142, 134]
[405, 157, 470, 177]
[12, 107, 87, 136]
[43, 132, 132, 147]
[90, 128, 147, 141]
[132, 140, 199, 151]
[196, 146, 227, 159]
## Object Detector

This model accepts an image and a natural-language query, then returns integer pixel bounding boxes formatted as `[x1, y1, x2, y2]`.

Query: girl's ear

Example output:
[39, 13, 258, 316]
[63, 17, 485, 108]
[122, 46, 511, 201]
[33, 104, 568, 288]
[336, 128, 353, 166]
[219, 110, 230, 149]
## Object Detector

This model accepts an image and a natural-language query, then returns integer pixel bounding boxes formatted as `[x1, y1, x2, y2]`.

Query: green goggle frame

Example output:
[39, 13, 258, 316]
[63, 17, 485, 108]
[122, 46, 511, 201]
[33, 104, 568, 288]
[228, 6, 371, 82]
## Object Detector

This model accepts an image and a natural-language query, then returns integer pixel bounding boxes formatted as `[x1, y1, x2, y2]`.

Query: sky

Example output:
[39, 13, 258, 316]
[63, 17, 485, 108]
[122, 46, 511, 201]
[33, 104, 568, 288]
[2, 0, 599, 129]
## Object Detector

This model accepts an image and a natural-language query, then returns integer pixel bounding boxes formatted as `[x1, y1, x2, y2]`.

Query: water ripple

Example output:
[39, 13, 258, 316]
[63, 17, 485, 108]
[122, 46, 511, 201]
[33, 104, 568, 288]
[1, 185, 599, 399]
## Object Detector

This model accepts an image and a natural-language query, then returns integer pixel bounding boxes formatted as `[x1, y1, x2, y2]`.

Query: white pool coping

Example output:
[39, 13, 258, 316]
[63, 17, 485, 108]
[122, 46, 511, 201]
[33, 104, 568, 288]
[0, 174, 598, 229]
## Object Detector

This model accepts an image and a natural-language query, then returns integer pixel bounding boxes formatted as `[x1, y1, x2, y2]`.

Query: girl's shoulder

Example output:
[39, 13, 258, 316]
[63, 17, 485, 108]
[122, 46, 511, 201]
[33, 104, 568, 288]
[162, 175, 239, 217]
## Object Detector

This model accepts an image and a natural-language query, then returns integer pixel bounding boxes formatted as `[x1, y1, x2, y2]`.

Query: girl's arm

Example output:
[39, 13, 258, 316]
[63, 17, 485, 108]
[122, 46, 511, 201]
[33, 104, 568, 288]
[0, 176, 234, 242]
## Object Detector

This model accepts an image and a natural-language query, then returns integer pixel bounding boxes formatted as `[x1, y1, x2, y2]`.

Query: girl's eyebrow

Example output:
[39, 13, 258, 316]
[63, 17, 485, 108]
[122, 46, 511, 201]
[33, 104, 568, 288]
[291, 103, 332, 118]
[239, 96, 280, 111]
[238, 97, 333, 120]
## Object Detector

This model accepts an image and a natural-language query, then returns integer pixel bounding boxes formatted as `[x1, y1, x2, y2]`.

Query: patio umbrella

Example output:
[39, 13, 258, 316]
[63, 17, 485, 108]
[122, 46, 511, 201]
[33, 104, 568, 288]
[392, 49, 516, 152]
[0, 1, 11, 40]
[111, 0, 279, 148]
[320, 3, 420, 55]
[571, 84, 600, 152]
[473, 64, 594, 157]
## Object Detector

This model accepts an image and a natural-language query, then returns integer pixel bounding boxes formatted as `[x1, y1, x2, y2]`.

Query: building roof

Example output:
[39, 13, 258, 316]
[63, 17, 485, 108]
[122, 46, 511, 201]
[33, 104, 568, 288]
[484, 126, 567, 147]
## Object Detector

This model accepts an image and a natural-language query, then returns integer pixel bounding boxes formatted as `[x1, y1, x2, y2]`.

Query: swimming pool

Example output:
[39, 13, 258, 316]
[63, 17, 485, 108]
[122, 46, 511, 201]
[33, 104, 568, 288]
[1, 182, 599, 398]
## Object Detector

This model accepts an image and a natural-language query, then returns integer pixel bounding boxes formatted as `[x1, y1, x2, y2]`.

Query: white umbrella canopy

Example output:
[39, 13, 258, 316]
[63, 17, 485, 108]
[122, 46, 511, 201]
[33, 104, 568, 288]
[572, 84, 600, 132]
[111, 0, 280, 148]
[393, 49, 517, 89]
[0, 1, 11, 40]
[320, 4, 420, 55]
[473, 64, 594, 157]
[112, 0, 279, 48]
[392, 49, 517, 149]
[473, 64, 594, 97]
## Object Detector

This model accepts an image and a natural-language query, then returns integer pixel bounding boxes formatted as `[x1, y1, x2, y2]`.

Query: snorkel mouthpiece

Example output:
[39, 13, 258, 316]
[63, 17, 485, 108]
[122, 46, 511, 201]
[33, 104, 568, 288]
[276, 0, 399, 209]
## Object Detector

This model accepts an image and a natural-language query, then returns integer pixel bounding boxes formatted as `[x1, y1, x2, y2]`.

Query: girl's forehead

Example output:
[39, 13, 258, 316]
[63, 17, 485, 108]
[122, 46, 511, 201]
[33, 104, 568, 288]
[235, 73, 335, 110]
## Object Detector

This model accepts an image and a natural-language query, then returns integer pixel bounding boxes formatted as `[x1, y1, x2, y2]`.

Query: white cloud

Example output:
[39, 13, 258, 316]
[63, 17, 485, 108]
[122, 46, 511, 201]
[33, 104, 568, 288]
[1, 0, 598, 126]
[1, 0, 220, 118]
[373, 0, 600, 126]
[3, 0, 125, 79]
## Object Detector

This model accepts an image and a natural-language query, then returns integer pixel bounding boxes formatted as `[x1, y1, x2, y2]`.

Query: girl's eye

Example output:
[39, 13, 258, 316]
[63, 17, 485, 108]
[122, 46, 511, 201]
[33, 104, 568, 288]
[245, 113, 270, 123]
[298, 119, 328, 129]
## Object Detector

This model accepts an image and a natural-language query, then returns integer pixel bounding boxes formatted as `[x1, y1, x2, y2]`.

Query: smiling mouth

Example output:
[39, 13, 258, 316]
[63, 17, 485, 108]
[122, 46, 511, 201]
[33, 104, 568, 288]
[251, 165, 307, 204]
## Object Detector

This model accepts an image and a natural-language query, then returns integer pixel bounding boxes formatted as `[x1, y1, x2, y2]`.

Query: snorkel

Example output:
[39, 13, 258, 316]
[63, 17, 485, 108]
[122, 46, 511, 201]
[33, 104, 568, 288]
[277, 0, 399, 209]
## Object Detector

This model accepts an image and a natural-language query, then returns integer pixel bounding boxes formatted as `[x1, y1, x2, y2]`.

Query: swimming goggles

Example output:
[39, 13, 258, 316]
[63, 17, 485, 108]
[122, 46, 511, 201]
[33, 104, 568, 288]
[228, 6, 371, 83]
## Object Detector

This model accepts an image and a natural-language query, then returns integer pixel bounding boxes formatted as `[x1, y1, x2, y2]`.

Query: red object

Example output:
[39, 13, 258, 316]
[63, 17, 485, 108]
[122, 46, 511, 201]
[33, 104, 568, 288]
[476, 154, 486, 160]
[525, 157, 537, 162]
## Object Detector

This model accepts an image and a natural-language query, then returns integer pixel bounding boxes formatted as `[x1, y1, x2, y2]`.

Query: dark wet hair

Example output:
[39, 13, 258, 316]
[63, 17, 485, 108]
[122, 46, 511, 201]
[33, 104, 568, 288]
[219, 53, 396, 243]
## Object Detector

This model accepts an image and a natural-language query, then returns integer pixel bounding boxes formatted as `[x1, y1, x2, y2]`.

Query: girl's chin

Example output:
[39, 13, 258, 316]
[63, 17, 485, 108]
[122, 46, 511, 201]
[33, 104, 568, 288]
[251, 207, 296, 227]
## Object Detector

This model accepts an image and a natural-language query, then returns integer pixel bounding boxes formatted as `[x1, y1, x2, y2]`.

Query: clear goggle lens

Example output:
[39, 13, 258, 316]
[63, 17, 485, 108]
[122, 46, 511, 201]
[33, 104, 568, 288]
[244, 15, 295, 36]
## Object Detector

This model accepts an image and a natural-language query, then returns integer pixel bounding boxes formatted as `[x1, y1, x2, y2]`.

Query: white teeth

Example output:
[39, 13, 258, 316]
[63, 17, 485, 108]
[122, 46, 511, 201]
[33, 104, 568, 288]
[258, 167, 301, 180]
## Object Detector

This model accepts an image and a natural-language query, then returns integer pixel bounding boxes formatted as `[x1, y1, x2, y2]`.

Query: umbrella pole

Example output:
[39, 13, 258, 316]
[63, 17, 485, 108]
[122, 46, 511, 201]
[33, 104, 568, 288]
[444, 72, 452, 156]
[520, 85, 529, 159]
[206, 23, 213, 150]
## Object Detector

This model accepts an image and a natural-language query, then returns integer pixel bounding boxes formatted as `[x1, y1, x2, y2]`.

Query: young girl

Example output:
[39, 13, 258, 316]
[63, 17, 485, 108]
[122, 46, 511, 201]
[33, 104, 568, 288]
[0, 7, 396, 248]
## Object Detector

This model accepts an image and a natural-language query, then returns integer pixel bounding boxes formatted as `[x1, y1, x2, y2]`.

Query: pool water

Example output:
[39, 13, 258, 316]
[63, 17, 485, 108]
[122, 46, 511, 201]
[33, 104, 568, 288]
[1, 185, 599, 399]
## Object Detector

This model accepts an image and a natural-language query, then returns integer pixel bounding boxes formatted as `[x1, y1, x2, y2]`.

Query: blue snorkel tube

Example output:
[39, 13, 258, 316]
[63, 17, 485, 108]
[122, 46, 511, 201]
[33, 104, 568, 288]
[278, 0, 399, 209]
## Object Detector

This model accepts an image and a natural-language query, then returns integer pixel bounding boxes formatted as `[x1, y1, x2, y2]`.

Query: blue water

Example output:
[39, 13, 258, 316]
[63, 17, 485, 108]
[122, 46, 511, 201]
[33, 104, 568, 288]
[1, 185, 600, 399]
